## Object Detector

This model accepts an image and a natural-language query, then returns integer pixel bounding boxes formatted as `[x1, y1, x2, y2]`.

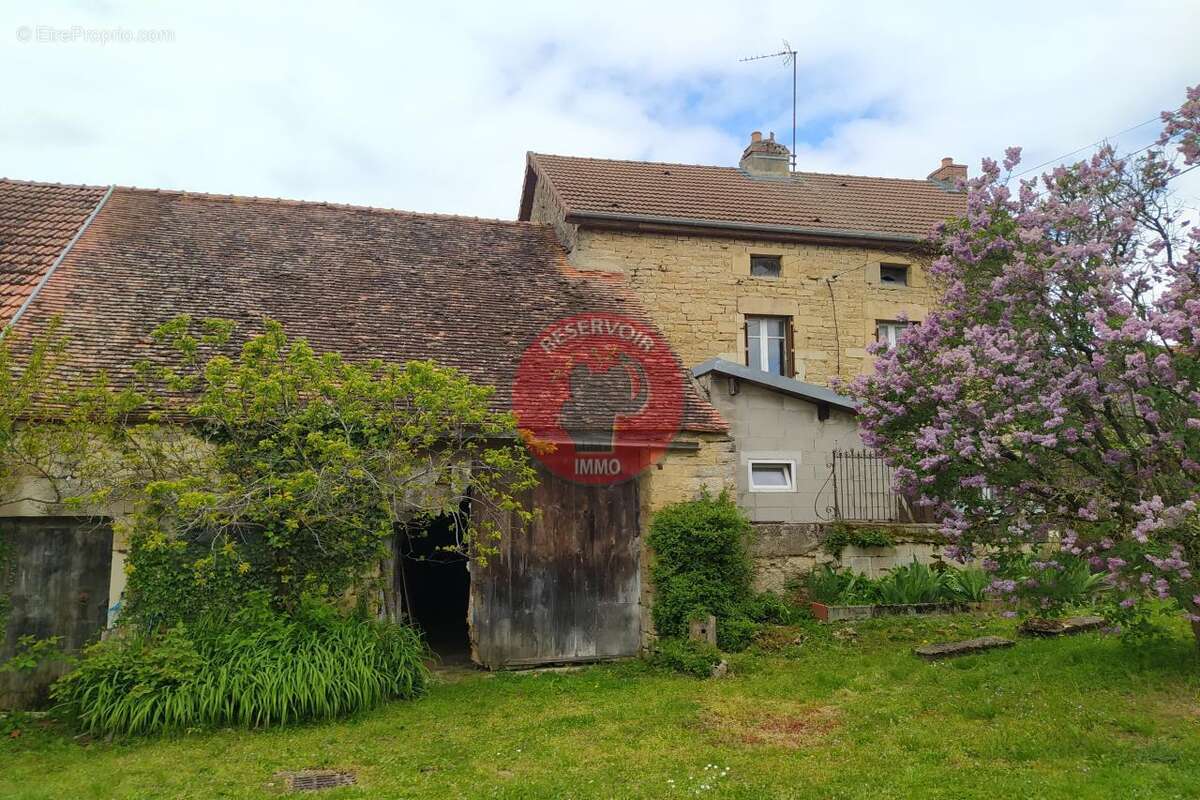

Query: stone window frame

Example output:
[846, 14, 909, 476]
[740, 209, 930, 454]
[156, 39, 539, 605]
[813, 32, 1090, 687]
[739, 245, 790, 280]
[749, 253, 783, 278]
[865, 257, 922, 289]
[747, 459, 797, 493]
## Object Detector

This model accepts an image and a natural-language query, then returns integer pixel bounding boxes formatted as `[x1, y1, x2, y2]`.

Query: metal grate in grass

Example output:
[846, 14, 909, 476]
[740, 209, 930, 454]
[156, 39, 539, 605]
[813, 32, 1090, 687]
[276, 769, 357, 792]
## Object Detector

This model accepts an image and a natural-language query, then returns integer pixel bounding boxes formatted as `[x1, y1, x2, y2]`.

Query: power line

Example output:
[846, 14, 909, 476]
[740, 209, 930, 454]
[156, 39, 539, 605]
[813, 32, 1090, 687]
[1008, 116, 1161, 180]
[1168, 162, 1200, 183]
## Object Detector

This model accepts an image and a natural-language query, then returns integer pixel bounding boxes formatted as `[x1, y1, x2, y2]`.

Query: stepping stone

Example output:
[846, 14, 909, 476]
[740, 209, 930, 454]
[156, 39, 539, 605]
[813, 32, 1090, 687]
[1019, 615, 1106, 637]
[914, 636, 1015, 660]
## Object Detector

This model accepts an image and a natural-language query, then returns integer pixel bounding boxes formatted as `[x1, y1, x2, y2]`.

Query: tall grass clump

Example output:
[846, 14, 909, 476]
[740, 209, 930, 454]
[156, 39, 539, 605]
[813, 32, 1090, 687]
[52, 594, 428, 736]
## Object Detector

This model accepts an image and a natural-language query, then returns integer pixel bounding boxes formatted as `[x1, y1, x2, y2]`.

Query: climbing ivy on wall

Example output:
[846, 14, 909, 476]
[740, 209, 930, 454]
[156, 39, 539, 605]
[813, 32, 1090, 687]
[821, 523, 897, 557]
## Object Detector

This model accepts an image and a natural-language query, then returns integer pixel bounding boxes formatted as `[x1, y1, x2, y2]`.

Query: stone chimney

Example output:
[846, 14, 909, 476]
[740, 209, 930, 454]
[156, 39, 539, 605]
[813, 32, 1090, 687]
[927, 156, 967, 184]
[739, 130, 791, 177]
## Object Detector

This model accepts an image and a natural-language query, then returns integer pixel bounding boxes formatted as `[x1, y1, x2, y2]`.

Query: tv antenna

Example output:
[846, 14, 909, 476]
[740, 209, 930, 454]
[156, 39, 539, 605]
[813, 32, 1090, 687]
[739, 41, 798, 172]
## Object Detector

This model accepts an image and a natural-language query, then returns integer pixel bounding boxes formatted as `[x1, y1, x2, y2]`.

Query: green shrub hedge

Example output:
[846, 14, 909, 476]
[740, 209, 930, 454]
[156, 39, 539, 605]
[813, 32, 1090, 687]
[647, 492, 800, 655]
[53, 594, 428, 736]
[649, 638, 722, 678]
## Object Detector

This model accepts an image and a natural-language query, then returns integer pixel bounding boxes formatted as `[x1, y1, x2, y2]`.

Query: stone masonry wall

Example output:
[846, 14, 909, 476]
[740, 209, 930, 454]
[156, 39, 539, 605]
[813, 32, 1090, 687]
[749, 522, 952, 593]
[528, 182, 938, 385]
[567, 228, 937, 385]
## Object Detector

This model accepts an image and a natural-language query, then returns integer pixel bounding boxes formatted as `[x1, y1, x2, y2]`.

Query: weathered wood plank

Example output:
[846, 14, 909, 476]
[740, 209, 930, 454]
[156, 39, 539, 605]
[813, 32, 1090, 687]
[469, 468, 640, 668]
[914, 636, 1015, 660]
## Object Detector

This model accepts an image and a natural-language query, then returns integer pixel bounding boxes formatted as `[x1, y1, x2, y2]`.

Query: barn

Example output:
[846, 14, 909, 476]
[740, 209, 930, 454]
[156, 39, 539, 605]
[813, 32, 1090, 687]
[0, 179, 731, 701]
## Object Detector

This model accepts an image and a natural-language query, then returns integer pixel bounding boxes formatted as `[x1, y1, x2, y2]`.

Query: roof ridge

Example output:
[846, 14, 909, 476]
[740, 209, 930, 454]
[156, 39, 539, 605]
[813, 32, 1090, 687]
[531, 151, 745, 173]
[112, 185, 542, 226]
[530, 152, 947, 185]
[0, 176, 110, 192]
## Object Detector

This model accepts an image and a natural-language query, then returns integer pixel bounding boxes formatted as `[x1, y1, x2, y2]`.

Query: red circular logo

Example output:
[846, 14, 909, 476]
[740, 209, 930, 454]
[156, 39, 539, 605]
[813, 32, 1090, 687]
[513, 313, 684, 484]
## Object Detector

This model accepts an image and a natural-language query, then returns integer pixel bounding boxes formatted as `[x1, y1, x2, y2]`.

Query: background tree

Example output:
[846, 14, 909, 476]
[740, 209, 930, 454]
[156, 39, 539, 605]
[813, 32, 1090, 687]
[851, 86, 1200, 642]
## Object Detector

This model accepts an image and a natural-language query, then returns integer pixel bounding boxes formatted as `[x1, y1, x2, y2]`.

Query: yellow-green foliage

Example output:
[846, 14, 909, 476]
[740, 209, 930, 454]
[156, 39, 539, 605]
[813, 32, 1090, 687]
[113, 316, 539, 622]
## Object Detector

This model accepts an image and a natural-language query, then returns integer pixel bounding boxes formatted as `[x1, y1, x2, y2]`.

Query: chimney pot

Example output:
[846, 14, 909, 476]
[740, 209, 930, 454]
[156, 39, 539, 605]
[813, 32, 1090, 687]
[928, 156, 968, 185]
[740, 129, 791, 177]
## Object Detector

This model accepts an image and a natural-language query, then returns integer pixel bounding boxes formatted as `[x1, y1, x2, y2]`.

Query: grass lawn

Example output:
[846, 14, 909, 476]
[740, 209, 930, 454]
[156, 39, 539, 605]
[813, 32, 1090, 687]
[2, 613, 1198, 799]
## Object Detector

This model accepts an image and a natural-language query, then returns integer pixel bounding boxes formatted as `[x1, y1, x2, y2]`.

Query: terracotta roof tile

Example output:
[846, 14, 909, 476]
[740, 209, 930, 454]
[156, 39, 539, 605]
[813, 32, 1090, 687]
[522, 153, 967, 241]
[3, 184, 725, 435]
[0, 179, 109, 326]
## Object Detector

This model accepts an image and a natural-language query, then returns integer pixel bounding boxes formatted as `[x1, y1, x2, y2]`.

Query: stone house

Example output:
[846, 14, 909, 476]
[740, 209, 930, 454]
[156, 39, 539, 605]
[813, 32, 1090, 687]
[518, 134, 968, 582]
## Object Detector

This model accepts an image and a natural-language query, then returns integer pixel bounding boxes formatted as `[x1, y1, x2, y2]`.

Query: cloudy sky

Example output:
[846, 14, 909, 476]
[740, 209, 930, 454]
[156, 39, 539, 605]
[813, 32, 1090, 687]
[3, 1, 1198, 219]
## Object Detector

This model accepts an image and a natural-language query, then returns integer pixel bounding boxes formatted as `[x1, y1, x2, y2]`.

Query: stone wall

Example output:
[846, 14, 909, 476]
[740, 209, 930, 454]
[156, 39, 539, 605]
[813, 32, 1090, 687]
[528, 193, 937, 385]
[749, 521, 950, 593]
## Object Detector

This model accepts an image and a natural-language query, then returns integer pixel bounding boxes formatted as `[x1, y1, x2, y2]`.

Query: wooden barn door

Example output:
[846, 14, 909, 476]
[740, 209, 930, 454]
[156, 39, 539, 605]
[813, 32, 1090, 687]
[469, 469, 641, 668]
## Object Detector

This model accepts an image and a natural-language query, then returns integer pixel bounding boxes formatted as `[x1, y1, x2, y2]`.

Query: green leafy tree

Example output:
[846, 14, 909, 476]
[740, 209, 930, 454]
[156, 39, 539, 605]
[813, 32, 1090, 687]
[107, 317, 539, 622]
[1, 317, 538, 625]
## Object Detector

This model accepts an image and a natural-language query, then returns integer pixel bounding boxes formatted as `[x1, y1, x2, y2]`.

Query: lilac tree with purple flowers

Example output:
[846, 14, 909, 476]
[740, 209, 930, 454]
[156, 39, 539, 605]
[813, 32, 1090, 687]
[851, 86, 1200, 644]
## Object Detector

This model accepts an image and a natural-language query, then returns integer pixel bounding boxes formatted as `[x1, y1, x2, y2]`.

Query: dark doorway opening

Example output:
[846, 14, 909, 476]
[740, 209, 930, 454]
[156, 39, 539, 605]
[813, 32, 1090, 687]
[396, 514, 472, 666]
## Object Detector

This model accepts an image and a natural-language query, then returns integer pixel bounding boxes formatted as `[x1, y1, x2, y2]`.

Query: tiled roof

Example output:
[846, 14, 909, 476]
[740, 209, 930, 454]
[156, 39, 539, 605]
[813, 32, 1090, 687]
[521, 153, 967, 242]
[0, 179, 109, 326]
[2, 184, 725, 436]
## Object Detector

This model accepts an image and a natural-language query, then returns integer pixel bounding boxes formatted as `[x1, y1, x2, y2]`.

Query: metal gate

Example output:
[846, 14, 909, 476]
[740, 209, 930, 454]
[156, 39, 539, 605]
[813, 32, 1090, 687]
[823, 449, 933, 523]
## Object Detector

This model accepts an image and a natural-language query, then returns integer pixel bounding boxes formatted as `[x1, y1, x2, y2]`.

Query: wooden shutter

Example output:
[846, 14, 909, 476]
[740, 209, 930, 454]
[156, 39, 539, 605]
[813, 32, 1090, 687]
[785, 318, 796, 377]
[744, 319, 751, 367]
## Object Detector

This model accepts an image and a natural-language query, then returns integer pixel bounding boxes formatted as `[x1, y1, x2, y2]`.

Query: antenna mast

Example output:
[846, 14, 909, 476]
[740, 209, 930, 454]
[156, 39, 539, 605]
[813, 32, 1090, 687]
[739, 41, 798, 172]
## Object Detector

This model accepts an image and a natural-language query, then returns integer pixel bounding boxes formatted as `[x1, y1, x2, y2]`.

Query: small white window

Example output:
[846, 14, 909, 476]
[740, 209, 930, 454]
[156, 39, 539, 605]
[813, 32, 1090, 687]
[880, 263, 909, 286]
[748, 460, 796, 492]
[876, 320, 910, 351]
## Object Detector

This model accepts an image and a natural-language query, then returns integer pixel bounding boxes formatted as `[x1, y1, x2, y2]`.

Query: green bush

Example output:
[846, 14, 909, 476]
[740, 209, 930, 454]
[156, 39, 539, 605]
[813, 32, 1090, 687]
[646, 491, 754, 639]
[736, 592, 798, 625]
[805, 564, 878, 605]
[876, 560, 948, 605]
[716, 617, 759, 652]
[52, 594, 428, 736]
[821, 523, 897, 557]
[945, 566, 990, 603]
[649, 638, 722, 678]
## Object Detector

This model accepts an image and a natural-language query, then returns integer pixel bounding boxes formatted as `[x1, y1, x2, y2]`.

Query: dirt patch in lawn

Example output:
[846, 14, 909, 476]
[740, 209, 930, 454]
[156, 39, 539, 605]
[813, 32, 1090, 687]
[701, 699, 841, 749]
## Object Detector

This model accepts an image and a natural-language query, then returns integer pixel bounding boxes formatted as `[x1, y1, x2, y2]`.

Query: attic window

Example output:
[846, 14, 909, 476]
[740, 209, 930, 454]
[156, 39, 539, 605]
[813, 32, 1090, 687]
[880, 263, 909, 286]
[750, 254, 782, 278]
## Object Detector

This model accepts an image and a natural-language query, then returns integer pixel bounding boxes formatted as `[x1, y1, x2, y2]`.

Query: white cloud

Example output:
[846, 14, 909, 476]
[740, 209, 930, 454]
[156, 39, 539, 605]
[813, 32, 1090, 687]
[2, 1, 1198, 217]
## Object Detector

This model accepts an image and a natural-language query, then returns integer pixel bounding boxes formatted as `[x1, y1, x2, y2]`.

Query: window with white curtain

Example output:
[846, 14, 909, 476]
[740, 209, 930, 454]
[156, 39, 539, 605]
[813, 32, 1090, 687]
[876, 320, 910, 351]
[745, 315, 789, 375]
